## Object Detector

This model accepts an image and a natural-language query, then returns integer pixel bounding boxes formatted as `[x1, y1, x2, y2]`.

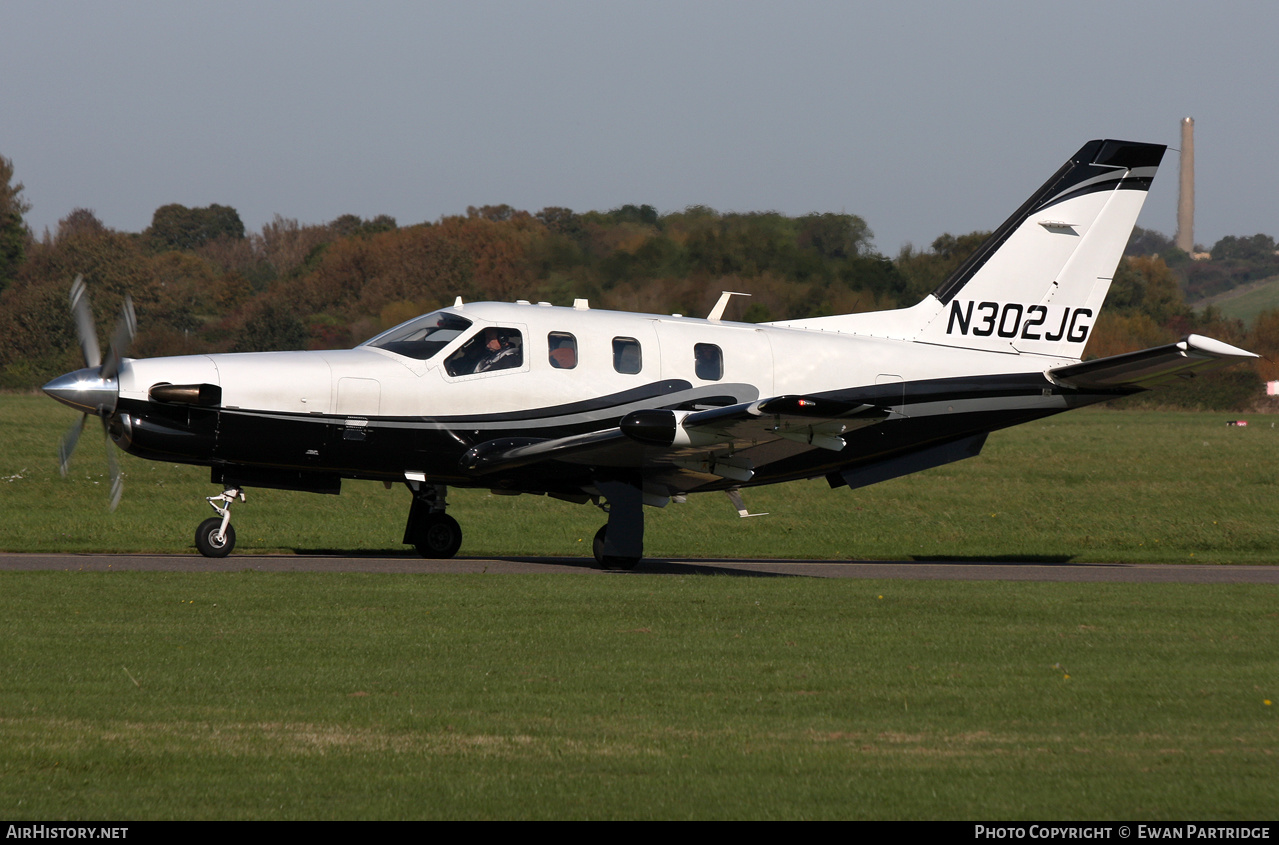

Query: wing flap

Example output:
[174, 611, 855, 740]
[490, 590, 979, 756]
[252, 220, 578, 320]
[460, 395, 889, 478]
[461, 428, 629, 474]
[1049, 334, 1257, 390]
[621, 397, 888, 453]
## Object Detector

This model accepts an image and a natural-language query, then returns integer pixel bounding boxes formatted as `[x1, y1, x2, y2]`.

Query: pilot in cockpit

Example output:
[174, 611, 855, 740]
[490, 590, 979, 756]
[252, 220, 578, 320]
[474, 328, 521, 372]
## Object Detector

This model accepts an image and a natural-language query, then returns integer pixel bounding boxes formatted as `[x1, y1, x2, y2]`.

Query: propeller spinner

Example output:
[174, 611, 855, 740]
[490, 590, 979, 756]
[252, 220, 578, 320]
[43, 276, 135, 510]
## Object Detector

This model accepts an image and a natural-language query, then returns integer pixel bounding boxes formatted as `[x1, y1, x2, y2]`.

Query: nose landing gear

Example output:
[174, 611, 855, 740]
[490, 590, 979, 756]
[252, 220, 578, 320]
[404, 483, 463, 559]
[195, 487, 244, 558]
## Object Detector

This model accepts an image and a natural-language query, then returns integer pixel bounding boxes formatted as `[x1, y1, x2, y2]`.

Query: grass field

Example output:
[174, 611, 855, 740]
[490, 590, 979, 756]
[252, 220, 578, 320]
[4, 394, 1279, 563]
[1193, 274, 1279, 324]
[2, 394, 1277, 819]
[1, 573, 1276, 820]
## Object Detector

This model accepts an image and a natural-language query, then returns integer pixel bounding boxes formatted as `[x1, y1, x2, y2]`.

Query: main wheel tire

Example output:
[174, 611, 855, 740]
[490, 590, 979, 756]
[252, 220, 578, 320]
[414, 513, 462, 559]
[195, 517, 236, 558]
[592, 525, 639, 571]
[592, 525, 607, 565]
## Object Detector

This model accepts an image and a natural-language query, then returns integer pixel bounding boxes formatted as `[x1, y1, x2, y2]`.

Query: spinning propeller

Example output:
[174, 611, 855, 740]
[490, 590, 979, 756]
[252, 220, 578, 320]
[43, 276, 136, 510]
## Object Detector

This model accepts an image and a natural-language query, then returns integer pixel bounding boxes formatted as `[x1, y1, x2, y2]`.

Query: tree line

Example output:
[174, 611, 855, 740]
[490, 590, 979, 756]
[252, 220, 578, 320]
[0, 154, 1274, 409]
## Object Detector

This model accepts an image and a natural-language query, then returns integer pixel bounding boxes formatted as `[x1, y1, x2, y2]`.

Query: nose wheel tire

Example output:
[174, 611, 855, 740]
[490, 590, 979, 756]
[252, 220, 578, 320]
[592, 525, 640, 571]
[415, 513, 463, 559]
[195, 517, 236, 558]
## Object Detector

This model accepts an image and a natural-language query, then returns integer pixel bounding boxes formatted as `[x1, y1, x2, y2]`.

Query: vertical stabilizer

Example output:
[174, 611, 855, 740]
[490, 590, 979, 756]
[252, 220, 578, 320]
[769, 140, 1165, 361]
[917, 140, 1165, 358]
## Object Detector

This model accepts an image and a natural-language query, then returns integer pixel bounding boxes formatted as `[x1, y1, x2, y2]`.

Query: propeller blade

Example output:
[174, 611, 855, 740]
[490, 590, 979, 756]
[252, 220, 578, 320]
[58, 413, 89, 477]
[58, 278, 131, 511]
[69, 275, 102, 370]
[100, 294, 136, 382]
[103, 418, 123, 512]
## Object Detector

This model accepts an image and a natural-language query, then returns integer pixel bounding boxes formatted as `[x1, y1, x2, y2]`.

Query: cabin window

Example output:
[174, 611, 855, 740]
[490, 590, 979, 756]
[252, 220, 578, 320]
[444, 326, 524, 376]
[613, 337, 642, 374]
[548, 332, 577, 369]
[364, 311, 472, 361]
[694, 343, 723, 380]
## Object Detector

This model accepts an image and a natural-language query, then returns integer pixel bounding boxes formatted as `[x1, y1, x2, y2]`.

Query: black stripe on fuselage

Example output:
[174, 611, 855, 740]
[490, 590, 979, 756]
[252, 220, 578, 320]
[426, 379, 695, 424]
[115, 372, 1137, 495]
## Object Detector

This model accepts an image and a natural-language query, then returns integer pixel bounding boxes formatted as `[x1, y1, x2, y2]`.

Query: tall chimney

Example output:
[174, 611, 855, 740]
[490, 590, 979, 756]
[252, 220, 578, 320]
[1175, 117, 1195, 253]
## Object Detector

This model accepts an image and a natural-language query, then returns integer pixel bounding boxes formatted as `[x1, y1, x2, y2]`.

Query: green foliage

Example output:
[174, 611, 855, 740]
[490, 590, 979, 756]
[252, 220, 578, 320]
[0, 220, 164, 385]
[55, 207, 107, 242]
[534, 206, 581, 237]
[603, 203, 659, 227]
[330, 213, 397, 238]
[1123, 225, 1174, 256]
[797, 211, 871, 259]
[0, 154, 31, 294]
[1107, 255, 1190, 323]
[231, 301, 309, 352]
[1186, 258, 1274, 300]
[1212, 233, 1277, 263]
[895, 231, 989, 300]
[148, 203, 246, 252]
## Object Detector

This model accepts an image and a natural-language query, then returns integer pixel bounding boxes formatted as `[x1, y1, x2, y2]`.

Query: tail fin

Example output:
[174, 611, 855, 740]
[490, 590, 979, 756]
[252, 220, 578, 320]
[773, 140, 1165, 360]
[918, 139, 1165, 358]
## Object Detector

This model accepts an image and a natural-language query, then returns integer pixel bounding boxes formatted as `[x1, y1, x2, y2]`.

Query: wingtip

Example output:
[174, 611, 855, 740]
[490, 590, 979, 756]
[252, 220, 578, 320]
[1184, 334, 1259, 360]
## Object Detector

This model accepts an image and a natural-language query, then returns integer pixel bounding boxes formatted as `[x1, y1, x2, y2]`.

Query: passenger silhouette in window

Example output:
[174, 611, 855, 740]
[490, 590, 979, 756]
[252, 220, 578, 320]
[613, 337, 641, 374]
[694, 343, 723, 380]
[548, 332, 577, 369]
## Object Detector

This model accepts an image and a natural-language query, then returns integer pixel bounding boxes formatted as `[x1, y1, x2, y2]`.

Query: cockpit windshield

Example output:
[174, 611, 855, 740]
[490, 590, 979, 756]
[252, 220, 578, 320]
[362, 311, 473, 360]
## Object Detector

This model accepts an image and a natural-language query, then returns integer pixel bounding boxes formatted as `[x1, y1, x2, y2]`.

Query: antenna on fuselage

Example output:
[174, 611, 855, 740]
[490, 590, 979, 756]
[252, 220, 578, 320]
[707, 291, 750, 322]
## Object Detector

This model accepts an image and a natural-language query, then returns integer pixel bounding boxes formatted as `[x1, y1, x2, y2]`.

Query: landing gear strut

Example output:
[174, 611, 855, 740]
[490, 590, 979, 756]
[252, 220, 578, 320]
[195, 487, 243, 558]
[592, 473, 644, 570]
[404, 483, 462, 558]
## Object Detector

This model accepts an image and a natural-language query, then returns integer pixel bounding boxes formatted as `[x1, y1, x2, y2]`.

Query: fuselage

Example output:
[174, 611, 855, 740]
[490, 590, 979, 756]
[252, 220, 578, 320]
[102, 299, 1112, 499]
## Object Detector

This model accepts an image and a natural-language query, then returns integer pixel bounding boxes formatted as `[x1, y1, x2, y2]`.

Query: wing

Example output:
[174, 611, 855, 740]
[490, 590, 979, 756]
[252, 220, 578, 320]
[1049, 334, 1257, 390]
[461, 395, 888, 485]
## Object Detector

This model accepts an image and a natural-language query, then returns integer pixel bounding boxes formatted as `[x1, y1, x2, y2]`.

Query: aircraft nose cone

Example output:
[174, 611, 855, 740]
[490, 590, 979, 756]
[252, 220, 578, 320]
[42, 367, 119, 416]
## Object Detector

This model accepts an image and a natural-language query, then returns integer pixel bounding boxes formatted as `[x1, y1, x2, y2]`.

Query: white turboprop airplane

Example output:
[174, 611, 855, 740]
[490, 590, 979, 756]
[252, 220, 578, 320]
[45, 139, 1256, 567]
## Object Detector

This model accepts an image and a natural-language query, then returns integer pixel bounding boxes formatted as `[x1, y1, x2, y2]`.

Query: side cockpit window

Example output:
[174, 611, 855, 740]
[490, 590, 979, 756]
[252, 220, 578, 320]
[613, 337, 641, 374]
[363, 312, 472, 360]
[694, 343, 723, 380]
[548, 332, 577, 369]
[445, 327, 524, 377]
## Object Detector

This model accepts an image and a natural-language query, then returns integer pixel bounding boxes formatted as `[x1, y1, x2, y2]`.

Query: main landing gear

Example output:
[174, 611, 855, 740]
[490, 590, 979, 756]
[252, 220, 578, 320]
[404, 483, 463, 558]
[592, 525, 640, 570]
[195, 487, 244, 558]
[591, 474, 644, 571]
[400, 477, 645, 570]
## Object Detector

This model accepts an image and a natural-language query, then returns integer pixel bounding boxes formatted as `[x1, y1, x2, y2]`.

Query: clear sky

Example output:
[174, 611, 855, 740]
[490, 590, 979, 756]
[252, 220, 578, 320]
[3, 0, 1275, 256]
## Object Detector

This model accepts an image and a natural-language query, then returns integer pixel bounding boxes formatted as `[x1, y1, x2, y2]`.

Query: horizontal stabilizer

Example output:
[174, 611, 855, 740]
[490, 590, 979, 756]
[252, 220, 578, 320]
[1049, 334, 1257, 390]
